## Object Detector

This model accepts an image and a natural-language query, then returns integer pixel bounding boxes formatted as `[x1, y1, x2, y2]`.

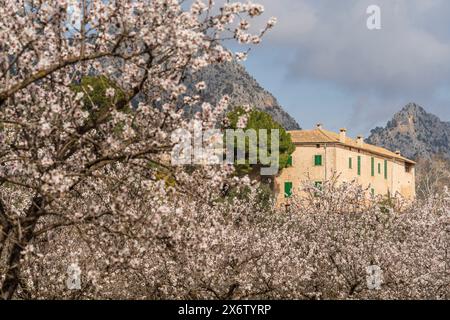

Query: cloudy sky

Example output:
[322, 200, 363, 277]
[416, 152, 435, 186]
[238, 0, 450, 136]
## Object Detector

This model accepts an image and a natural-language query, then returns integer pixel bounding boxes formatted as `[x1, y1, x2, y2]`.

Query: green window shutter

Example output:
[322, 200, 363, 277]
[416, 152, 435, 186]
[349, 157, 352, 169]
[371, 188, 375, 196]
[378, 163, 381, 174]
[371, 157, 375, 176]
[284, 182, 293, 198]
[287, 154, 293, 166]
[314, 155, 322, 166]
[384, 160, 388, 179]
[357, 156, 361, 175]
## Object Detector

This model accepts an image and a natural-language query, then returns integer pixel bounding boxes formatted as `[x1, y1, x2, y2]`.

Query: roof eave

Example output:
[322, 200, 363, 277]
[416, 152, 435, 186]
[292, 141, 416, 165]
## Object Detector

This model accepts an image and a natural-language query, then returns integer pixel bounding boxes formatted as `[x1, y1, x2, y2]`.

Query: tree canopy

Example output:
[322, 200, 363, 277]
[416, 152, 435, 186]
[226, 106, 295, 176]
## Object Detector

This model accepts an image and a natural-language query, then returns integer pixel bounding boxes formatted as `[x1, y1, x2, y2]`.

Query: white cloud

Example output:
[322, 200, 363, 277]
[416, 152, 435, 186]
[302, 1, 450, 93]
[242, 0, 450, 133]
[258, 0, 318, 43]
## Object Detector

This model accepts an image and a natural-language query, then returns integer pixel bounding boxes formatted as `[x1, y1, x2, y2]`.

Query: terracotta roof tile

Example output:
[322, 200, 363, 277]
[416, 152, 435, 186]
[288, 129, 415, 164]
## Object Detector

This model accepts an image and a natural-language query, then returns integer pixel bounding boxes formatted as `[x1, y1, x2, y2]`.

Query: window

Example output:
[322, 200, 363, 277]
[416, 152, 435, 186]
[384, 160, 388, 179]
[314, 155, 322, 166]
[349, 157, 353, 169]
[287, 154, 293, 166]
[284, 182, 293, 198]
[405, 163, 413, 173]
[357, 156, 361, 176]
[371, 157, 375, 176]
[378, 163, 381, 174]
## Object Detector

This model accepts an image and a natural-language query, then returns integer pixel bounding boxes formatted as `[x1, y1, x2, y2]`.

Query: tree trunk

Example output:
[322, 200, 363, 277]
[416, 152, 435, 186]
[1, 196, 42, 300]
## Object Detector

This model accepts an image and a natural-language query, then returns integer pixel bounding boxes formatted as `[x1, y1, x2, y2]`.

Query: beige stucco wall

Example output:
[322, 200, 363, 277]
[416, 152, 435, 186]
[275, 144, 333, 204]
[391, 160, 416, 199]
[275, 143, 415, 205]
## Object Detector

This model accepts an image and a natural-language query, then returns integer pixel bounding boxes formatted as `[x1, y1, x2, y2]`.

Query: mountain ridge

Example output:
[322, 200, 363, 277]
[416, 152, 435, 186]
[366, 103, 450, 160]
[184, 60, 301, 130]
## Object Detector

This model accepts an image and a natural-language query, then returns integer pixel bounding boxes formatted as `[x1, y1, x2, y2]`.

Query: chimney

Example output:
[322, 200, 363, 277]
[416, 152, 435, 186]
[339, 128, 347, 143]
[316, 123, 323, 130]
[356, 135, 364, 148]
[395, 150, 401, 156]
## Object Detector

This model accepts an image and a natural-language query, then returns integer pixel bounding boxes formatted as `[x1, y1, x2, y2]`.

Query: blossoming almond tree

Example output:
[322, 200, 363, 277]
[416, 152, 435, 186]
[0, 0, 275, 299]
[285, 180, 449, 299]
[0, 0, 448, 301]
[13, 179, 449, 299]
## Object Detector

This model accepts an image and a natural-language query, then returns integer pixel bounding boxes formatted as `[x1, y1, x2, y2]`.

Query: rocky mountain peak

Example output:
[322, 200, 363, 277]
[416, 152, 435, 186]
[391, 102, 438, 125]
[183, 60, 301, 130]
[399, 102, 426, 115]
[367, 103, 450, 160]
